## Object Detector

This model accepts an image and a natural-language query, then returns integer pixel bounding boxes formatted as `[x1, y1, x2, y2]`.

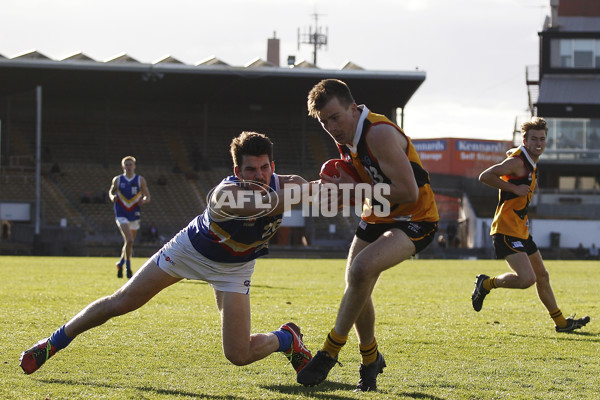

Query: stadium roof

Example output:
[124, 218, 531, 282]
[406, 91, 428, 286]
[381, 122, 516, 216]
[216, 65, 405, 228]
[537, 75, 600, 104]
[152, 55, 184, 65]
[60, 52, 96, 62]
[0, 50, 426, 113]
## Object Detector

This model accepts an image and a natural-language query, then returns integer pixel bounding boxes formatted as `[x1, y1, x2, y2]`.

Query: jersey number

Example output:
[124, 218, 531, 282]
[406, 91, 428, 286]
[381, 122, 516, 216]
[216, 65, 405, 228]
[368, 166, 384, 183]
[262, 220, 282, 239]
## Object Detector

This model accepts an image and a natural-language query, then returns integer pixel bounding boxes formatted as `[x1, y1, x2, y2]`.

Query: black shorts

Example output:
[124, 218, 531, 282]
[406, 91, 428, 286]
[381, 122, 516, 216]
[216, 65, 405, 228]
[355, 220, 438, 254]
[492, 233, 538, 259]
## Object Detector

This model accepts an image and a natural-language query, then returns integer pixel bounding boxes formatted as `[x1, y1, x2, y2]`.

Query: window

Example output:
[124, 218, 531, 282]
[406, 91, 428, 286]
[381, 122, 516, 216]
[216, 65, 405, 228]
[545, 118, 600, 151]
[558, 177, 598, 190]
[555, 39, 600, 68]
[588, 119, 600, 149]
[559, 39, 573, 67]
[557, 120, 584, 149]
[559, 176, 576, 190]
[574, 40, 594, 68]
[546, 119, 557, 150]
[543, 119, 600, 161]
[579, 177, 599, 190]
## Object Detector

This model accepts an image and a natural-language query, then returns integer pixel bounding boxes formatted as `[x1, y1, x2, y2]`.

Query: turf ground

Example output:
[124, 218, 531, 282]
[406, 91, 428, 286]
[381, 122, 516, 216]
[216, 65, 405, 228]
[1, 256, 598, 399]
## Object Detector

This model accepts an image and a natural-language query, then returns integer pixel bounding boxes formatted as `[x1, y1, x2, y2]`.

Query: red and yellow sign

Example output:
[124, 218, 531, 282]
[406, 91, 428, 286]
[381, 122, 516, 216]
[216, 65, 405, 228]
[413, 138, 512, 178]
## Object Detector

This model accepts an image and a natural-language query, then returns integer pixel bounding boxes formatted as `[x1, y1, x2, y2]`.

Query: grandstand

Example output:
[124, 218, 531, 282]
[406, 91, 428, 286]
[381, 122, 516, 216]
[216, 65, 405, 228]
[0, 118, 348, 254]
[0, 51, 424, 256]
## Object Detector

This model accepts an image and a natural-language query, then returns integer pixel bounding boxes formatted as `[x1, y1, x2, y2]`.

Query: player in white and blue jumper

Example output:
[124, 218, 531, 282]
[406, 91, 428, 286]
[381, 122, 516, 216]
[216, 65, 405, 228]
[109, 156, 151, 278]
[20, 132, 313, 378]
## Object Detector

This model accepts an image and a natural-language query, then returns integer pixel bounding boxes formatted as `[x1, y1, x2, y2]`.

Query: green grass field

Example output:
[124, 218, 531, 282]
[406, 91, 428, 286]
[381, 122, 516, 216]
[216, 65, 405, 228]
[1, 256, 598, 400]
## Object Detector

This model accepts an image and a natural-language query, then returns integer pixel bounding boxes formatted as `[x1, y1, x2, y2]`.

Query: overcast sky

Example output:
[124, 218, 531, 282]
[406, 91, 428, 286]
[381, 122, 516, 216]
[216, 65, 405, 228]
[1, 0, 550, 142]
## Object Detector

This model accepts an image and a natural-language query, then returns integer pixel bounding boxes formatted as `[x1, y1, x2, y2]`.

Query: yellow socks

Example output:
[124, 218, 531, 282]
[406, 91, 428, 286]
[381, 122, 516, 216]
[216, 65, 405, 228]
[322, 328, 347, 358]
[359, 338, 378, 365]
[482, 277, 498, 291]
[550, 308, 567, 328]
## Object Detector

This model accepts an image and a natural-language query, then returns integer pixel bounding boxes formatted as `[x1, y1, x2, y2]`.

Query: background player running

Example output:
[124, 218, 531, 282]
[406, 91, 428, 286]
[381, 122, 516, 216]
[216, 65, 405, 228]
[472, 117, 590, 333]
[109, 156, 151, 278]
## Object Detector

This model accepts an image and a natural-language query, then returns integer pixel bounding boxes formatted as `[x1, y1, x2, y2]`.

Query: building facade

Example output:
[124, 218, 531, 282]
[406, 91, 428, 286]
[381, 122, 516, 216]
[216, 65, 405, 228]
[529, 0, 600, 192]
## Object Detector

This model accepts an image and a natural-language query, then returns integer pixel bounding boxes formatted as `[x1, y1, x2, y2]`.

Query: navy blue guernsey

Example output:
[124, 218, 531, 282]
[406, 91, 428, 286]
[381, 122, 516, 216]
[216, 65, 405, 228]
[114, 174, 142, 221]
[185, 174, 282, 263]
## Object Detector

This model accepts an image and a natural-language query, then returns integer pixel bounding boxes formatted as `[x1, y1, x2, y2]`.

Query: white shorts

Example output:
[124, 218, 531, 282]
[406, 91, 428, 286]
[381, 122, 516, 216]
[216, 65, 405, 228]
[116, 217, 140, 231]
[153, 228, 255, 294]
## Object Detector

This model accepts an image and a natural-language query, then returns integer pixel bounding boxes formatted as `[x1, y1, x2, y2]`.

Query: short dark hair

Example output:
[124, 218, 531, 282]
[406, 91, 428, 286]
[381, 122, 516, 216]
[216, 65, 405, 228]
[307, 79, 355, 118]
[521, 117, 548, 139]
[230, 131, 274, 167]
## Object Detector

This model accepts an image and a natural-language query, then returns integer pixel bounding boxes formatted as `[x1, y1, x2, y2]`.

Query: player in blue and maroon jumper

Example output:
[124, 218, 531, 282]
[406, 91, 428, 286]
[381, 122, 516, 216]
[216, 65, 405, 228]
[20, 132, 312, 377]
[109, 156, 151, 278]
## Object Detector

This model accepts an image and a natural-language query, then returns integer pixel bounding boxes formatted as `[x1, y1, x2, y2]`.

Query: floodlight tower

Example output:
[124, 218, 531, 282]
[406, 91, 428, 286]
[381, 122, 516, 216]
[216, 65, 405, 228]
[297, 13, 328, 66]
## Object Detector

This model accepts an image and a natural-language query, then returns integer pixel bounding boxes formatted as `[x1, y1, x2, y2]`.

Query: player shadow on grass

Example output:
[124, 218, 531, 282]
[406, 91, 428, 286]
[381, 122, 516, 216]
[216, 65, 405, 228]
[38, 378, 243, 399]
[180, 280, 294, 291]
[509, 331, 599, 342]
[394, 393, 445, 400]
[263, 381, 355, 399]
[263, 382, 445, 400]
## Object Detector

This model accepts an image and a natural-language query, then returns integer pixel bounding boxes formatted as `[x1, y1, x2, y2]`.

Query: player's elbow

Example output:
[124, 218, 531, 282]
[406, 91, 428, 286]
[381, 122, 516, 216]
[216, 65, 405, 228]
[388, 183, 418, 204]
[478, 170, 496, 186]
[478, 171, 487, 183]
[396, 184, 418, 204]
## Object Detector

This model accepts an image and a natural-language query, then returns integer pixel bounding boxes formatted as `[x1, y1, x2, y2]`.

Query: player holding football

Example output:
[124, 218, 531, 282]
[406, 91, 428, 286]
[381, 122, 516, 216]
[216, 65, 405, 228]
[472, 117, 590, 332]
[109, 156, 151, 278]
[297, 79, 439, 391]
[20, 132, 312, 377]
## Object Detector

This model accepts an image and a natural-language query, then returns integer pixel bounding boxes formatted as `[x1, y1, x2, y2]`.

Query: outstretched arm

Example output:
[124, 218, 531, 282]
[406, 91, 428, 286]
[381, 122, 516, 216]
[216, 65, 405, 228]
[210, 175, 310, 218]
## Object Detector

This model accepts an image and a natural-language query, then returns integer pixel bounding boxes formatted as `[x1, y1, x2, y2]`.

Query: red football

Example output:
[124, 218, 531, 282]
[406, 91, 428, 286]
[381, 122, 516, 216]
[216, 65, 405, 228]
[320, 159, 361, 182]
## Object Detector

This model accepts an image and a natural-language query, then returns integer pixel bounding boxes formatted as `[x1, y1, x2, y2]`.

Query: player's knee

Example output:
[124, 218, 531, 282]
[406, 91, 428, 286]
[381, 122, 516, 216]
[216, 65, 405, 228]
[96, 296, 125, 318]
[106, 291, 138, 316]
[535, 268, 550, 285]
[224, 349, 251, 366]
[107, 297, 133, 316]
[517, 274, 536, 289]
[348, 258, 375, 284]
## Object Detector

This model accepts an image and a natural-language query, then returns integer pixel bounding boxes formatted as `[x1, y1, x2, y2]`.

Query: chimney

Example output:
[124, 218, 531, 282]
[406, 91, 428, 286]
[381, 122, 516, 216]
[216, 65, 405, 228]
[267, 31, 280, 66]
[550, 0, 559, 27]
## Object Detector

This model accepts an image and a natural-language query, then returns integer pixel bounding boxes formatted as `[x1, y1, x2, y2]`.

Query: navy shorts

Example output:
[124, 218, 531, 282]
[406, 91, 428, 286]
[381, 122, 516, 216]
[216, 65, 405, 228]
[356, 220, 438, 254]
[492, 233, 538, 259]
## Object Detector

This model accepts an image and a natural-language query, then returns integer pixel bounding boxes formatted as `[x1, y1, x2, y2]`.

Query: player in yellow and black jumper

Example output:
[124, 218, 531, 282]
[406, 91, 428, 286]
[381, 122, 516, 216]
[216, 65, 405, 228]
[297, 79, 438, 391]
[472, 117, 589, 333]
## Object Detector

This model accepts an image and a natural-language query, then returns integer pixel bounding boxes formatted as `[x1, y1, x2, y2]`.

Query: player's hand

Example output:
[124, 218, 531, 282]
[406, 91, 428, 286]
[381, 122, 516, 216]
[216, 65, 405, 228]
[320, 162, 358, 184]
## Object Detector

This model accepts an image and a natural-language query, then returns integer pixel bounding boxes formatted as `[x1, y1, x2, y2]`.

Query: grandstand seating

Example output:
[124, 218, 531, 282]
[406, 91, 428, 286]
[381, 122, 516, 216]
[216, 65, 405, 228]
[0, 171, 88, 228]
[1, 117, 358, 252]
